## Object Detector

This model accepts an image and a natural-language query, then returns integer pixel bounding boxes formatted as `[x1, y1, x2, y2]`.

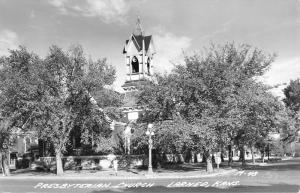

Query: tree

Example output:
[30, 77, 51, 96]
[283, 79, 300, 113]
[154, 119, 193, 155]
[175, 43, 275, 167]
[281, 79, 300, 148]
[138, 43, 276, 171]
[0, 47, 42, 176]
[35, 45, 116, 175]
[234, 81, 282, 164]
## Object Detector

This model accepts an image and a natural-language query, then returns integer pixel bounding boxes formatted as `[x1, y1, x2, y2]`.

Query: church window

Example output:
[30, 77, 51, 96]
[131, 56, 139, 73]
[147, 58, 151, 74]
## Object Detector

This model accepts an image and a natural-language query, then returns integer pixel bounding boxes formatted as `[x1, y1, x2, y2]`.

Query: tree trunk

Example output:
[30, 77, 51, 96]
[228, 144, 233, 166]
[251, 146, 255, 164]
[184, 149, 192, 163]
[239, 149, 243, 161]
[205, 151, 213, 172]
[55, 151, 63, 175]
[261, 150, 265, 163]
[240, 146, 246, 166]
[221, 152, 225, 162]
[194, 152, 198, 163]
[282, 143, 286, 157]
[1, 150, 10, 176]
[202, 153, 206, 163]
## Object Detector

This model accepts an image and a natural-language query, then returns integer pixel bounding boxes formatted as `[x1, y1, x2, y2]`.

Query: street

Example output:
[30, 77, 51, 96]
[1, 158, 300, 193]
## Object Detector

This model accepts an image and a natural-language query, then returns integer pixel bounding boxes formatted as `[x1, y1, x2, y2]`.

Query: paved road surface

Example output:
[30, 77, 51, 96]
[1, 158, 299, 193]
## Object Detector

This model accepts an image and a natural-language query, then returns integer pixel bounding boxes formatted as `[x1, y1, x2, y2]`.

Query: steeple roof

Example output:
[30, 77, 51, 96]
[123, 35, 153, 54]
[123, 17, 156, 55]
[133, 16, 144, 36]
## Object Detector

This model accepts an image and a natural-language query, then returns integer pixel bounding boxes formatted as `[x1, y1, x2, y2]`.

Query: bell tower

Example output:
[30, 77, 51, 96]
[121, 18, 156, 121]
[119, 18, 156, 154]
[122, 18, 156, 90]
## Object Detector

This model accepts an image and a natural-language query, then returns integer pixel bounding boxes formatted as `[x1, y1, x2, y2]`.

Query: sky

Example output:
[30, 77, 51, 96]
[0, 0, 299, 97]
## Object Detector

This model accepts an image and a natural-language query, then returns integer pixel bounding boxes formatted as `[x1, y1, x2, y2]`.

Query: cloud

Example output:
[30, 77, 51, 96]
[30, 10, 36, 19]
[48, 0, 67, 7]
[0, 30, 19, 56]
[152, 29, 192, 73]
[264, 57, 300, 85]
[199, 19, 234, 40]
[48, 0, 68, 14]
[47, 0, 135, 24]
[76, 0, 130, 23]
[262, 57, 300, 98]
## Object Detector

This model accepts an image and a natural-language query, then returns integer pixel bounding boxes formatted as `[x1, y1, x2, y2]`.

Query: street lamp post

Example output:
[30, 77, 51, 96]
[146, 123, 154, 174]
[266, 134, 272, 162]
[268, 141, 270, 161]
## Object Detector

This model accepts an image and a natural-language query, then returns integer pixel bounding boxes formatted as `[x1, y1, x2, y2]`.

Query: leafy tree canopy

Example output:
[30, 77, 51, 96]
[0, 46, 42, 175]
[283, 79, 300, 113]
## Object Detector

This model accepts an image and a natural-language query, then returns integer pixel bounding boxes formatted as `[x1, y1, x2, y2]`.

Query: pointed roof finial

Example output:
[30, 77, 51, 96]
[134, 16, 144, 36]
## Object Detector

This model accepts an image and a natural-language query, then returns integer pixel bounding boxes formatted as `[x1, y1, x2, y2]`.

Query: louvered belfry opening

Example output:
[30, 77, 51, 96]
[131, 56, 139, 73]
[147, 58, 151, 74]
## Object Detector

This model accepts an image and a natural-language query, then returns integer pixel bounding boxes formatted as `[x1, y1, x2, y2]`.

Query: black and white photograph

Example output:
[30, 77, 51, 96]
[0, 0, 300, 192]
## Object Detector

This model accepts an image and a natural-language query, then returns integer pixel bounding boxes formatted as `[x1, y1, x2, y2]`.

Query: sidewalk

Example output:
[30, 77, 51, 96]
[2, 166, 237, 180]
[3, 157, 298, 179]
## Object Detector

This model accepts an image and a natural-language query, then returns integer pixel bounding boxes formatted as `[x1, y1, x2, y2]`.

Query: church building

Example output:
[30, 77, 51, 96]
[119, 19, 156, 154]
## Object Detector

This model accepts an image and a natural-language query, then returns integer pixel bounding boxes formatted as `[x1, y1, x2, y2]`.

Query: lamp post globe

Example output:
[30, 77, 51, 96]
[148, 123, 153, 129]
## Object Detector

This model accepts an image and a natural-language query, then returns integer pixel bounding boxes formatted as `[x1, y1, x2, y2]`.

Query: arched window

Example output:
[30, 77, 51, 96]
[147, 58, 151, 74]
[131, 56, 139, 73]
